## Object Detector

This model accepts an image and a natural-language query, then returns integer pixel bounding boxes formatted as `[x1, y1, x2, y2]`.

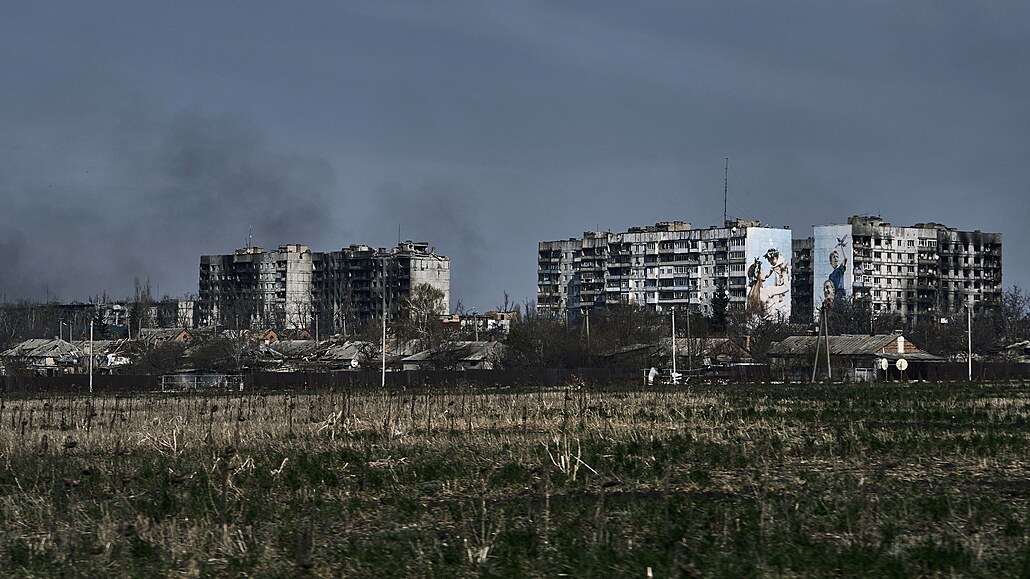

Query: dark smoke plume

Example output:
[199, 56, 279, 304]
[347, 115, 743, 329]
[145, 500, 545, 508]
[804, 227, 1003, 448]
[365, 180, 488, 312]
[0, 109, 337, 302]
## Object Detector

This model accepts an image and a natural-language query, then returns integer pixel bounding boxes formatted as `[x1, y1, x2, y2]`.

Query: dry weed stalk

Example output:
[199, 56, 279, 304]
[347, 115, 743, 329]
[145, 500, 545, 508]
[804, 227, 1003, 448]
[463, 498, 501, 564]
[545, 431, 595, 481]
[138, 415, 190, 458]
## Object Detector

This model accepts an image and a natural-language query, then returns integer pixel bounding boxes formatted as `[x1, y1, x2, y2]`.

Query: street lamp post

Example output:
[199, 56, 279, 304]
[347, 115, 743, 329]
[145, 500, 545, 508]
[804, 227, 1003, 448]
[967, 301, 973, 382]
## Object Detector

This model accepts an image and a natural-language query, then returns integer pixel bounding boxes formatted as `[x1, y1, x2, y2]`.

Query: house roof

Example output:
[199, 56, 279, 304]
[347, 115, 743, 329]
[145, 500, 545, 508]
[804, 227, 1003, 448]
[2, 339, 82, 360]
[138, 328, 192, 342]
[402, 341, 509, 363]
[668, 337, 752, 359]
[321, 341, 372, 361]
[600, 337, 752, 361]
[266, 340, 321, 358]
[70, 339, 127, 355]
[767, 334, 941, 360]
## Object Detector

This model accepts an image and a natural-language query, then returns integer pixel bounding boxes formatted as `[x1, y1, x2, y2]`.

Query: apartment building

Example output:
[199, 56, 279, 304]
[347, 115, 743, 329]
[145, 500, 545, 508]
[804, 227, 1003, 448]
[810, 216, 1002, 323]
[199, 241, 449, 331]
[790, 237, 814, 324]
[312, 241, 450, 334]
[199, 244, 314, 329]
[536, 238, 580, 316]
[538, 220, 793, 319]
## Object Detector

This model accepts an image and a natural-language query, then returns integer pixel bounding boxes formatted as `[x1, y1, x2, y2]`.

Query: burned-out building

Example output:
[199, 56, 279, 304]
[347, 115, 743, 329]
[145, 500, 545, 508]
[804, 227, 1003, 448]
[810, 216, 1002, 324]
[199, 244, 315, 330]
[311, 241, 450, 334]
[199, 241, 449, 332]
[791, 237, 814, 324]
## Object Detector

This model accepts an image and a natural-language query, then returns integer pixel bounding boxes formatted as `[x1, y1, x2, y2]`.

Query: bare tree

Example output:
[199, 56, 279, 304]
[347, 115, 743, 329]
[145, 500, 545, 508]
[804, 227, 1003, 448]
[128, 278, 154, 338]
[396, 283, 448, 350]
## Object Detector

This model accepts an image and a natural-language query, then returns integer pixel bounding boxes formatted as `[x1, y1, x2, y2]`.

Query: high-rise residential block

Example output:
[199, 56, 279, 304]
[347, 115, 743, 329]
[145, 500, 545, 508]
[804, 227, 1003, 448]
[538, 220, 793, 319]
[312, 241, 450, 335]
[199, 241, 449, 331]
[811, 216, 1002, 323]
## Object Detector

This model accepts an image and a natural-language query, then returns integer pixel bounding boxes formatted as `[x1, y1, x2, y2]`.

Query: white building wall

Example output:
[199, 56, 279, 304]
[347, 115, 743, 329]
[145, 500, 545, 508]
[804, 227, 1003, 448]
[545, 220, 792, 318]
[410, 254, 451, 313]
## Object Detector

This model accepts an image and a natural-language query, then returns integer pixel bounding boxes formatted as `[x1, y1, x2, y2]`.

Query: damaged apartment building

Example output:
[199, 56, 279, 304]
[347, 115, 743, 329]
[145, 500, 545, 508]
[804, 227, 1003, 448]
[539, 219, 794, 319]
[539, 214, 1003, 325]
[801, 215, 1002, 325]
[199, 241, 450, 331]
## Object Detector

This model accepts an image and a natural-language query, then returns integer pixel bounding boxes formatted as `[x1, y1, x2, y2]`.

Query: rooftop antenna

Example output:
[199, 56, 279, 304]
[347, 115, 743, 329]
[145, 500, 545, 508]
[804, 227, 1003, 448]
[247, 225, 253, 249]
[723, 157, 729, 226]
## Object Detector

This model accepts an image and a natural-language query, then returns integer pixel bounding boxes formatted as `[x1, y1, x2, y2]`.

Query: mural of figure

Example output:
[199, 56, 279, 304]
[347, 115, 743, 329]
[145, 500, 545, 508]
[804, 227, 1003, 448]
[746, 248, 790, 319]
[746, 257, 766, 312]
[819, 280, 836, 323]
[763, 249, 789, 296]
[822, 280, 835, 308]
[828, 236, 848, 299]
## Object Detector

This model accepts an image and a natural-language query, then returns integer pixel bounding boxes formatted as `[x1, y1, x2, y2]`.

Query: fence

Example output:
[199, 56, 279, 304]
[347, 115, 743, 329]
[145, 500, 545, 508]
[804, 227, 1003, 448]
[1, 367, 638, 394]
[3, 362, 1028, 394]
[245, 367, 639, 390]
[159, 374, 244, 392]
[0, 373, 159, 395]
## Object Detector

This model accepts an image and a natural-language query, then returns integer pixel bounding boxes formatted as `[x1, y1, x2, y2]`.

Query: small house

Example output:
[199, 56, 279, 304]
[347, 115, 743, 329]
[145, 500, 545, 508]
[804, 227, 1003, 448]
[767, 334, 941, 382]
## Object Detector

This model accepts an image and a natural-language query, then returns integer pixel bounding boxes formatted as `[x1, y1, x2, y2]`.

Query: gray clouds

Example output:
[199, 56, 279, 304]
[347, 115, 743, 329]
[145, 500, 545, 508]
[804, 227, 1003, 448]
[1, 1, 1028, 308]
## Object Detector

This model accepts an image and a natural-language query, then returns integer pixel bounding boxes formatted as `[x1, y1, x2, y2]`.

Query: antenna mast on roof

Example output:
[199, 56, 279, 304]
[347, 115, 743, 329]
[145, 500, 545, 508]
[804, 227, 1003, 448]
[723, 158, 729, 226]
[247, 225, 252, 249]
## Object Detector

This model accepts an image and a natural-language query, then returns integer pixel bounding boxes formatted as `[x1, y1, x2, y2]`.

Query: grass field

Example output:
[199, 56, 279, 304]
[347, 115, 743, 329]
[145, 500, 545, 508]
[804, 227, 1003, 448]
[0, 381, 1028, 577]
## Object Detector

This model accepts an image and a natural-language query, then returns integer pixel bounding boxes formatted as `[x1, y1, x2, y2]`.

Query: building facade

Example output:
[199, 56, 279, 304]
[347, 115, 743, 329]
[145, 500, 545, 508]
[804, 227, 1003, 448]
[311, 241, 450, 335]
[810, 216, 1002, 323]
[199, 241, 449, 331]
[537, 238, 581, 316]
[538, 220, 793, 319]
[790, 237, 814, 324]
[199, 244, 314, 329]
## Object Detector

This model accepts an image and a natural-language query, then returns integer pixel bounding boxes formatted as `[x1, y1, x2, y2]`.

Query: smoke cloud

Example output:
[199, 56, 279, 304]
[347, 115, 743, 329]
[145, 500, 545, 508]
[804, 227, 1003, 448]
[363, 179, 488, 312]
[0, 109, 337, 302]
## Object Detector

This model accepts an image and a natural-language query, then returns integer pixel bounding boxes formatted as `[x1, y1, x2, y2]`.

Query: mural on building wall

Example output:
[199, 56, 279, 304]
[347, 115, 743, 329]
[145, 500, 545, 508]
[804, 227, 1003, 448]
[745, 229, 792, 319]
[813, 224, 854, 318]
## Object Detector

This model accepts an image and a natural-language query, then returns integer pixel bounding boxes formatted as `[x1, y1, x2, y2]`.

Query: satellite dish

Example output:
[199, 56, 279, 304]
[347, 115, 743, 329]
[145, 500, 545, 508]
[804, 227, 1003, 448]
[895, 358, 908, 371]
[878, 358, 889, 371]
[350, 358, 360, 369]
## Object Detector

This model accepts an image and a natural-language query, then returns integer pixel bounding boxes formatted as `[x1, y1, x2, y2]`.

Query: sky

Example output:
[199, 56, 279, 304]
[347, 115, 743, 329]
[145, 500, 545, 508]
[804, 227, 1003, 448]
[1, 1, 1028, 311]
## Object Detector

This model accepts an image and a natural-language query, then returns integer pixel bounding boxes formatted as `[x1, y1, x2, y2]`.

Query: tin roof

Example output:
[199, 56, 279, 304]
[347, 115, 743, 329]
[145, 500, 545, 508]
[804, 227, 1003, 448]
[767, 334, 941, 360]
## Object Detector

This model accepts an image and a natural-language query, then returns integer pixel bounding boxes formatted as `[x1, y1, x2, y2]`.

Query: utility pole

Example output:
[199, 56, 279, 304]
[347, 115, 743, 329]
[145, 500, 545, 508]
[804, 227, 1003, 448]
[825, 309, 832, 381]
[381, 259, 387, 390]
[967, 302, 973, 382]
[89, 320, 94, 395]
[671, 309, 677, 380]
[812, 303, 832, 382]
[723, 158, 729, 225]
[812, 304, 822, 382]
[687, 310, 692, 374]
[585, 308, 590, 351]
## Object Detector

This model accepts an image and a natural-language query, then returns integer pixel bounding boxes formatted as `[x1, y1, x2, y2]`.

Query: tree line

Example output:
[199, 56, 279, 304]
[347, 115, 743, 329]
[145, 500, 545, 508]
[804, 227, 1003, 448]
[3, 282, 1030, 373]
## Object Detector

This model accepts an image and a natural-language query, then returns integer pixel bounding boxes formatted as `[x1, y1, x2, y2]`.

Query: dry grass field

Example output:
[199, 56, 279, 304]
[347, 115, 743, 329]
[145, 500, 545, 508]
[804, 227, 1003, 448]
[0, 381, 1028, 577]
